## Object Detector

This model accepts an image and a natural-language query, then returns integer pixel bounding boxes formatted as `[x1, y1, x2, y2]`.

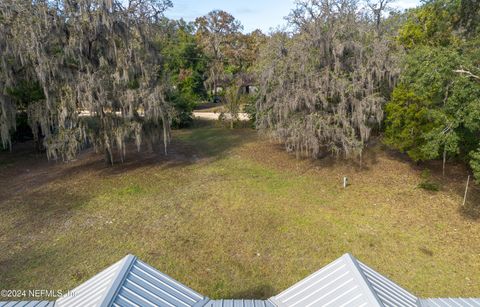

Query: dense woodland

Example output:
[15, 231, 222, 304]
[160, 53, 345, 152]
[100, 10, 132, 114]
[0, 0, 479, 181]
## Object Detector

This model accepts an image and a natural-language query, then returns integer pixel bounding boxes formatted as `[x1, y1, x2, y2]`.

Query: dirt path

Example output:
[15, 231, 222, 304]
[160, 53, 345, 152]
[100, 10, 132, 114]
[193, 112, 249, 121]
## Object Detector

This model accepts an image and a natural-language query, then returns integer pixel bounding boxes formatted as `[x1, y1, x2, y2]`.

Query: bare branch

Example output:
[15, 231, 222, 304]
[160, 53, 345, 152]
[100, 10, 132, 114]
[454, 69, 480, 81]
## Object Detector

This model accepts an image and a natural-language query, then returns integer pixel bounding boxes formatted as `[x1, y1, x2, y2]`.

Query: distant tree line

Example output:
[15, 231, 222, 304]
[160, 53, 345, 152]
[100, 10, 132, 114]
[0, 1, 262, 163]
[1, 0, 479, 182]
[255, 0, 480, 181]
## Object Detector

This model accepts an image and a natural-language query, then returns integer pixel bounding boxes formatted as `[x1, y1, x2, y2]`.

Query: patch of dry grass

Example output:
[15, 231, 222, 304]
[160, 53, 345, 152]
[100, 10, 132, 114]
[0, 124, 479, 300]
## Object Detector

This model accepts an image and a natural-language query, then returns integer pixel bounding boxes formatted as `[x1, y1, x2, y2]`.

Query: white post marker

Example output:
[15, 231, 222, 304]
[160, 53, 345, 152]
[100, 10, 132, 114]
[462, 175, 470, 207]
[343, 176, 348, 188]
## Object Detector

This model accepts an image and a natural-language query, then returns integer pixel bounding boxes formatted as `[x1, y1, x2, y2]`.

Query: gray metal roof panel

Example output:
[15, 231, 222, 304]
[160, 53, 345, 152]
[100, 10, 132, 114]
[0, 302, 54, 307]
[204, 299, 275, 307]
[56, 254, 208, 307]
[111, 258, 207, 307]
[4, 254, 480, 307]
[208, 300, 275, 307]
[270, 254, 379, 307]
[270, 253, 423, 307]
[356, 258, 418, 307]
[55, 256, 127, 307]
[419, 298, 480, 307]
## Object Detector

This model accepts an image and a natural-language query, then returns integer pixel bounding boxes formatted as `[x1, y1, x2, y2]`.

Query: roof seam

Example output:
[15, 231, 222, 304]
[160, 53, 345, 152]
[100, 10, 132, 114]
[344, 253, 384, 307]
[99, 254, 137, 307]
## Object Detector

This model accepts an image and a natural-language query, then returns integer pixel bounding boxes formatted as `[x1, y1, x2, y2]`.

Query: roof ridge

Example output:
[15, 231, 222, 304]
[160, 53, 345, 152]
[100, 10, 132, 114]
[343, 253, 384, 307]
[99, 254, 137, 307]
[56, 256, 127, 306]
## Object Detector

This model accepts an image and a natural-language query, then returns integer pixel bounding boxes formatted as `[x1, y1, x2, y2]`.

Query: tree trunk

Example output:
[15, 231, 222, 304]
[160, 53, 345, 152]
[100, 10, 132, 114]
[105, 148, 113, 165]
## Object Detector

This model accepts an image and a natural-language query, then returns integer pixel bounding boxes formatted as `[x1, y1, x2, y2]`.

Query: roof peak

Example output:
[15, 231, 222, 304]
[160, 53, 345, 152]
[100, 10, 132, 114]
[342, 253, 384, 306]
[3, 253, 479, 307]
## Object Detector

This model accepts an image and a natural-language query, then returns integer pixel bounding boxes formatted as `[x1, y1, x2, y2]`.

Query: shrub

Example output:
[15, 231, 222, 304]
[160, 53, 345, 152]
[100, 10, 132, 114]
[417, 169, 440, 191]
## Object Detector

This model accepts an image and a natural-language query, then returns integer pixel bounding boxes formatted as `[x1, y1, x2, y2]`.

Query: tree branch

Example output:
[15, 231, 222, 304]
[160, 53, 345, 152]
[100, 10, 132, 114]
[453, 69, 480, 81]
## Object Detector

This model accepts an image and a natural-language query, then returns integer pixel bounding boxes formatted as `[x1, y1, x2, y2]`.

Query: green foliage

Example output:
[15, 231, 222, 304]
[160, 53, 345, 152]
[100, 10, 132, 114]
[169, 91, 196, 128]
[243, 93, 258, 127]
[386, 0, 480, 180]
[470, 149, 480, 184]
[220, 85, 246, 129]
[417, 169, 440, 191]
[161, 19, 208, 127]
[417, 181, 441, 192]
[397, 0, 461, 48]
[385, 86, 433, 160]
[6, 81, 44, 108]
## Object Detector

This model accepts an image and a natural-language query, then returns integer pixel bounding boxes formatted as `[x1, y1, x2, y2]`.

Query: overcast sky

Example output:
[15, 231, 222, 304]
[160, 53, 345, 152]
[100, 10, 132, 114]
[165, 0, 422, 33]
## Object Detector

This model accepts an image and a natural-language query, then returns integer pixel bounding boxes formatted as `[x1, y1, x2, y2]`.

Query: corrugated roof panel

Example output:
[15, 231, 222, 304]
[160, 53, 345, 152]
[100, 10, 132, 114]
[55, 256, 127, 307]
[357, 260, 418, 307]
[111, 258, 208, 307]
[3, 253, 480, 307]
[270, 254, 378, 307]
[204, 299, 275, 307]
[0, 302, 54, 307]
[419, 298, 480, 307]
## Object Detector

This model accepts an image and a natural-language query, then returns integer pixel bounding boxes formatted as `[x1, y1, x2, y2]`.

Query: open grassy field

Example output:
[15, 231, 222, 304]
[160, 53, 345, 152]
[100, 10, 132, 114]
[0, 121, 479, 300]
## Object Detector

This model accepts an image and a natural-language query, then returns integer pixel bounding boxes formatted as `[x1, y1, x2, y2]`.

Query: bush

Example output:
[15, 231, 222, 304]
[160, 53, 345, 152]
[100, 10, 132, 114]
[170, 92, 196, 128]
[417, 181, 440, 191]
[243, 94, 258, 127]
[470, 149, 480, 184]
[417, 169, 440, 191]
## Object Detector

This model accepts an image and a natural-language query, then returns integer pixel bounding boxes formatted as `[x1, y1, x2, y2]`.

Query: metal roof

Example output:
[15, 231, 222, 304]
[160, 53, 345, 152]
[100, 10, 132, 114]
[204, 300, 275, 307]
[55, 256, 126, 307]
[0, 302, 54, 307]
[419, 298, 480, 307]
[271, 253, 379, 307]
[356, 258, 418, 307]
[111, 257, 208, 307]
[1, 253, 479, 307]
[57, 254, 208, 307]
[271, 253, 438, 307]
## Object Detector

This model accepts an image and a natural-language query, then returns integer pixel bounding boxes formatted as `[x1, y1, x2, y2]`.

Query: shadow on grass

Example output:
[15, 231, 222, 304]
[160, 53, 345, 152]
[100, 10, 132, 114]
[0, 235, 123, 297]
[459, 184, 480, 219]
[0, 121, 258, 291]
[0, 120, 255, 200]
[0, 183, 96, 292]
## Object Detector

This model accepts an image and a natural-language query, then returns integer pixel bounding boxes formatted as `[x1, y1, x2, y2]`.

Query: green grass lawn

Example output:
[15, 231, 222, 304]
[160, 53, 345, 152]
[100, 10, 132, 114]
[0, 122, 479, 300]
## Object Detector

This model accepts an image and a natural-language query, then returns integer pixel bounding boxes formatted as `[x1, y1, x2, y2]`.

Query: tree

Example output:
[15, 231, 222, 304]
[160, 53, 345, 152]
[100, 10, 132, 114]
[385, 0, 480, 179]
[160, 19, 208, 127]
[194, 10, 243, 99]
[256, 0, 398, 163]
[221, 85, 245, 129]
[470, 149, 480, 184]
[0, 0, 173, 163]
[366, 0, 394, 30]
[225, 29, 267, 74]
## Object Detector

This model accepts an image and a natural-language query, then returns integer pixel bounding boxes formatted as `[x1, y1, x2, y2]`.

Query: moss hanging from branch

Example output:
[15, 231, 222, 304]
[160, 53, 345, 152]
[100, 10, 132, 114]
[0, 0, 173, 163]
[256, 0, 400, 162]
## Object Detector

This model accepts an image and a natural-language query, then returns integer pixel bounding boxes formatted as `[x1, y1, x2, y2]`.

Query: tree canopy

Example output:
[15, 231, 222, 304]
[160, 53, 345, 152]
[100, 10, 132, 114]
[0, 0, 173, 163]
[256, 0, 399, 162]
[384, 0, 480, 180]
[0, 0, 479, 182]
